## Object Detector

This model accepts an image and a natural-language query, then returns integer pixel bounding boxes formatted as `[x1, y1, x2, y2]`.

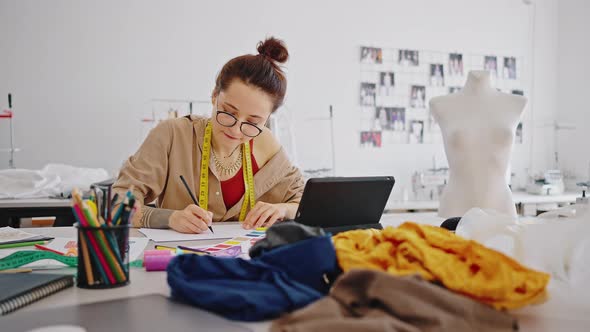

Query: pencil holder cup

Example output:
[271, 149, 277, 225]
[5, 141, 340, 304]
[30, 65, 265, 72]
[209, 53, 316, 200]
[75, 223, 130, 289]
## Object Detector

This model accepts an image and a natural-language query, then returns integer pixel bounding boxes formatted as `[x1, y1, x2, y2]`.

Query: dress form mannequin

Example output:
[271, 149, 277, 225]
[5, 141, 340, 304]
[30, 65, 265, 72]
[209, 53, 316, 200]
[430, 70, 526, 218]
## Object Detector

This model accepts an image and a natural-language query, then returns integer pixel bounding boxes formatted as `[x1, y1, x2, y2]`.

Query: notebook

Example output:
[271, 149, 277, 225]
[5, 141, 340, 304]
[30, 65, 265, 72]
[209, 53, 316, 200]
[0, 294, 252, 332]
[0, 273, 74, 316]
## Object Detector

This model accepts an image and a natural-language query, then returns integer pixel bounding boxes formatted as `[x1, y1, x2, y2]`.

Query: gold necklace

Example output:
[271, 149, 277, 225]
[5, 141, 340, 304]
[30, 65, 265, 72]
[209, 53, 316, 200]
[212, 147, 243, 176]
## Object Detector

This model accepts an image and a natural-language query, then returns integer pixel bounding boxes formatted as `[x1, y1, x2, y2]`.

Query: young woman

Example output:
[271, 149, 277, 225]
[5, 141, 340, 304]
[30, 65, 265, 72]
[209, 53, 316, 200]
[113, 37, 304, 233]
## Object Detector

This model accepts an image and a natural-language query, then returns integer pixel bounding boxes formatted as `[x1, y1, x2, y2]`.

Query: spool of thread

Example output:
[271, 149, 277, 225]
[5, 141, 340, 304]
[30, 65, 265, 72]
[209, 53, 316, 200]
[144, 249, 173, 257]
[144, 255, 175, 272]
[143, 249, 172, 266]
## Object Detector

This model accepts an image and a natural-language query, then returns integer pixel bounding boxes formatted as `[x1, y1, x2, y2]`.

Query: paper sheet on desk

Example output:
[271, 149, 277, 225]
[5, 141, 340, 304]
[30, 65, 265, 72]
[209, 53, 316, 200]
[0, 237, 150, 269]
[44, 237, 149, 261]
[0, 227, 44, 244]
[139, 223, 249, 242]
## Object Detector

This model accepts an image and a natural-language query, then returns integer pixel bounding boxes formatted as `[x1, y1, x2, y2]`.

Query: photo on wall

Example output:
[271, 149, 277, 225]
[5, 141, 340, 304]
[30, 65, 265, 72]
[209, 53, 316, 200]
[388, 107, 406, 131]
[379, 72, 395, 96]
[515, 122, 523, 144]
[358, 46, 523, 146]
[408, 120, 424, 144]
[360, 131, 382, 147]
[484, 56, 498, 77]
[409, 85, 426, 108]
[449, 86, 462, 94]
[360, 47, 383, 64]
[503, 57, 517, 79]
[398, 49, 419, 66]
[511, 89, 524, 96]
[360, 82, 377, 106]
[448, 53, 463, 76]
[374, 107, 405, 131]
[430, 64, 445, 86]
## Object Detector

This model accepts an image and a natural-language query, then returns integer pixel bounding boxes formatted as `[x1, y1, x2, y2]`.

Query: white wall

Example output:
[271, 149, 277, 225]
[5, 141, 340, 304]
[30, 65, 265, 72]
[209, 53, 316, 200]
[557, 0, 590, 185]
[0, 0, 559, 199]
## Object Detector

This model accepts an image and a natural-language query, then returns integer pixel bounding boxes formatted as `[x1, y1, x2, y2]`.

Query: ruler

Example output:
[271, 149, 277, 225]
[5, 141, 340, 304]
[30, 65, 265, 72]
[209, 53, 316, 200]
[0, 251, 143, 270]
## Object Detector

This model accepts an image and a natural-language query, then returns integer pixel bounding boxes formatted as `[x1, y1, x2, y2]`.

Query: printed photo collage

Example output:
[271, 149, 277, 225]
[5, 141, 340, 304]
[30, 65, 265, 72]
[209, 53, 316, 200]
[359, 46, 525, 147]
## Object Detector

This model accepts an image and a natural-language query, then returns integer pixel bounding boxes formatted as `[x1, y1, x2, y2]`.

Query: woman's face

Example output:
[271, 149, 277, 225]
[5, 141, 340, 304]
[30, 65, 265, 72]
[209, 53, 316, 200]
[211, 80, 274, 148]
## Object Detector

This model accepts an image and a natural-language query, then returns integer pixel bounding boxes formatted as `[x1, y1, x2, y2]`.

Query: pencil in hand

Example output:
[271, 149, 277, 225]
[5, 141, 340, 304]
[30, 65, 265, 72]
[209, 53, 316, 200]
[179, 175, 214, 233]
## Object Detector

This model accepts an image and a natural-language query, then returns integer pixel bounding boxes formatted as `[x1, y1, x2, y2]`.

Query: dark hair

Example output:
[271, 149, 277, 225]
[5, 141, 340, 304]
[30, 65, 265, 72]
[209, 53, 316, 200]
[213, 37, 289, 112]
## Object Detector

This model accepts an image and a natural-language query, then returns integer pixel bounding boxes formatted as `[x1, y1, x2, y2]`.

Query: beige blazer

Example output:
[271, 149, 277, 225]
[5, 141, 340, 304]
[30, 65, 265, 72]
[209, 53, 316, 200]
[113, 115, 305, 228]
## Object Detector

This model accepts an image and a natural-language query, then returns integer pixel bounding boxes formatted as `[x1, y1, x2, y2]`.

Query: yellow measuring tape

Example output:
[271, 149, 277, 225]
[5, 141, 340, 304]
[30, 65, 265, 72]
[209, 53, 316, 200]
[241, 139, 256, 220]
[199, 121, 256, 221]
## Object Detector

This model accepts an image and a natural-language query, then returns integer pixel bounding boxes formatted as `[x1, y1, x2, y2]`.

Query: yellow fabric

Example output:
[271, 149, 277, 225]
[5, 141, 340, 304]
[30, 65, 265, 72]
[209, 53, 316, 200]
[333, 222, 550, 310]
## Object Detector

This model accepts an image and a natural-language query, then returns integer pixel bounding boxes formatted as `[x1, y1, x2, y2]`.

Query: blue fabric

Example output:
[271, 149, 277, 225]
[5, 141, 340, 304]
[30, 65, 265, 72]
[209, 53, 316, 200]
[167, 235, 337, 321]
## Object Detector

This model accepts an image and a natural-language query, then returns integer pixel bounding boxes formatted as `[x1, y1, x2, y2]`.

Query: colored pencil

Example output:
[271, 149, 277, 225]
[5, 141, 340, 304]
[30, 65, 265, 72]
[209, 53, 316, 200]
[74, 204, 116, 284]
[154, 245, 176, 251]
[0, 268, 33, 274]
[100, 216, 126, 273]
[71, 203, 109, 284]
[79, 234, 95, 285]
[177, 245, 211, 255]
[111, 198, 126, 225]
[0, 240, 47, 249]
[72, 189, 127, 283]
[34, 244, 65, 256]
[179, 175, 214, 233]
[81, 201, 126, 282]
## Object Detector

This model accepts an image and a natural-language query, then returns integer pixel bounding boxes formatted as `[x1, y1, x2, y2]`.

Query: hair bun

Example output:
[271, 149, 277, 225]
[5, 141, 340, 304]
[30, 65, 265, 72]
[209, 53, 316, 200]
[257, 37, 289, 64]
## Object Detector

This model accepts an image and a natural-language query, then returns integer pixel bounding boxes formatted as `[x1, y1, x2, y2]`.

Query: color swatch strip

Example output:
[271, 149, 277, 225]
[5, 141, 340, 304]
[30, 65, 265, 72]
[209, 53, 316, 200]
[199, 227, 266, 257]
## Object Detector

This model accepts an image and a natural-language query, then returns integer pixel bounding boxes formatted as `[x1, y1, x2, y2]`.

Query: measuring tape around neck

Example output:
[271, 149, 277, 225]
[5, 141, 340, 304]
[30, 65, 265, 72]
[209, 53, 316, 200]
[199, 121, 256, 221]
[240, 141, 256, 220]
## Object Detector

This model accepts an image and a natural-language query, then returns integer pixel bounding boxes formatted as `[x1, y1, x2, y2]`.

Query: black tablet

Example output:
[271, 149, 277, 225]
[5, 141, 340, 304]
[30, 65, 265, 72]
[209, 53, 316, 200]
[294, 176, 395, 232]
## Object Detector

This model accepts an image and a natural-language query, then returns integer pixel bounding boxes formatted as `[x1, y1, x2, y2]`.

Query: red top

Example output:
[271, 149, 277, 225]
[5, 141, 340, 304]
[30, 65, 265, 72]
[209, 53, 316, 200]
[220, 140, 260, 209]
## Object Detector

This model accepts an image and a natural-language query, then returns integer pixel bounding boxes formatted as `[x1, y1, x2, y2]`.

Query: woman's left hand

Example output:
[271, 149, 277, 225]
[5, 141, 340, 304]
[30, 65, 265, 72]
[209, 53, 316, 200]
[243, 202, 288, 229]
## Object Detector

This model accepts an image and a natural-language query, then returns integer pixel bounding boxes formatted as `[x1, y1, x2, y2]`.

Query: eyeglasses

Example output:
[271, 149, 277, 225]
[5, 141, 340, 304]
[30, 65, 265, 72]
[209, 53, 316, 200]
[215, 102, 264, 138]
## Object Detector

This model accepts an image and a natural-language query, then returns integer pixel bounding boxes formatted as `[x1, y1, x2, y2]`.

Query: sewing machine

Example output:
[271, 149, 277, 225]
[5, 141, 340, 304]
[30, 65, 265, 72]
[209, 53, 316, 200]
[526, 170, 565, 196]
[411, 168, 449, 201]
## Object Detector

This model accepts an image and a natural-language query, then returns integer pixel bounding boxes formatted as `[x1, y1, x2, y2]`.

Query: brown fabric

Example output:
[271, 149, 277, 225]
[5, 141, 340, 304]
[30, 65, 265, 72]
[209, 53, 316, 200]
[113, 115, 305, 228]
[271, 270, 517, 332]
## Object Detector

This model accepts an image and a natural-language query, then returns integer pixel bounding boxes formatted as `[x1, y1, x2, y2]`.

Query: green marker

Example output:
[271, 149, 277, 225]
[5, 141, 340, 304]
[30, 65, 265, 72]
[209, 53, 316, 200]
[0, 240, 47, 249]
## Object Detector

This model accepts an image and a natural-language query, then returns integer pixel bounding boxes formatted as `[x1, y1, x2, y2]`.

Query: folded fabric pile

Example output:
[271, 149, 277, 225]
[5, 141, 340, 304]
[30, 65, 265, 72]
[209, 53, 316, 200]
[167, 234, 338, 321]
[167, 221, 550, 327]
[0, 168, 61, 198]
[332, 222, 550, 310]
[0, 163, 109, 199]
[271, 269, 518, 332]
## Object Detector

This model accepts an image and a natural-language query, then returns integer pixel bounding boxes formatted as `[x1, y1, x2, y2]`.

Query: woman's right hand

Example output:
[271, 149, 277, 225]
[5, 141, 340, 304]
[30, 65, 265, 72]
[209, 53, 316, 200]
[169, 204, 213, 234]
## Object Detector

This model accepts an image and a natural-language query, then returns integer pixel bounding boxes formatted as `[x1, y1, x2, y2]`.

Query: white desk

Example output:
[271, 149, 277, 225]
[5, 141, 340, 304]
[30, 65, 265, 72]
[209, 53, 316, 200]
[385, 191, 580, 214]
[7, 221, 590, 332]
[511, 191, 579, 204]
[380, 212, 443, 227]
[385, 199, 439, 211]
[8, 227, 268, 332]
[0, 198, 71, 208]
[0, 197, 75, 227]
